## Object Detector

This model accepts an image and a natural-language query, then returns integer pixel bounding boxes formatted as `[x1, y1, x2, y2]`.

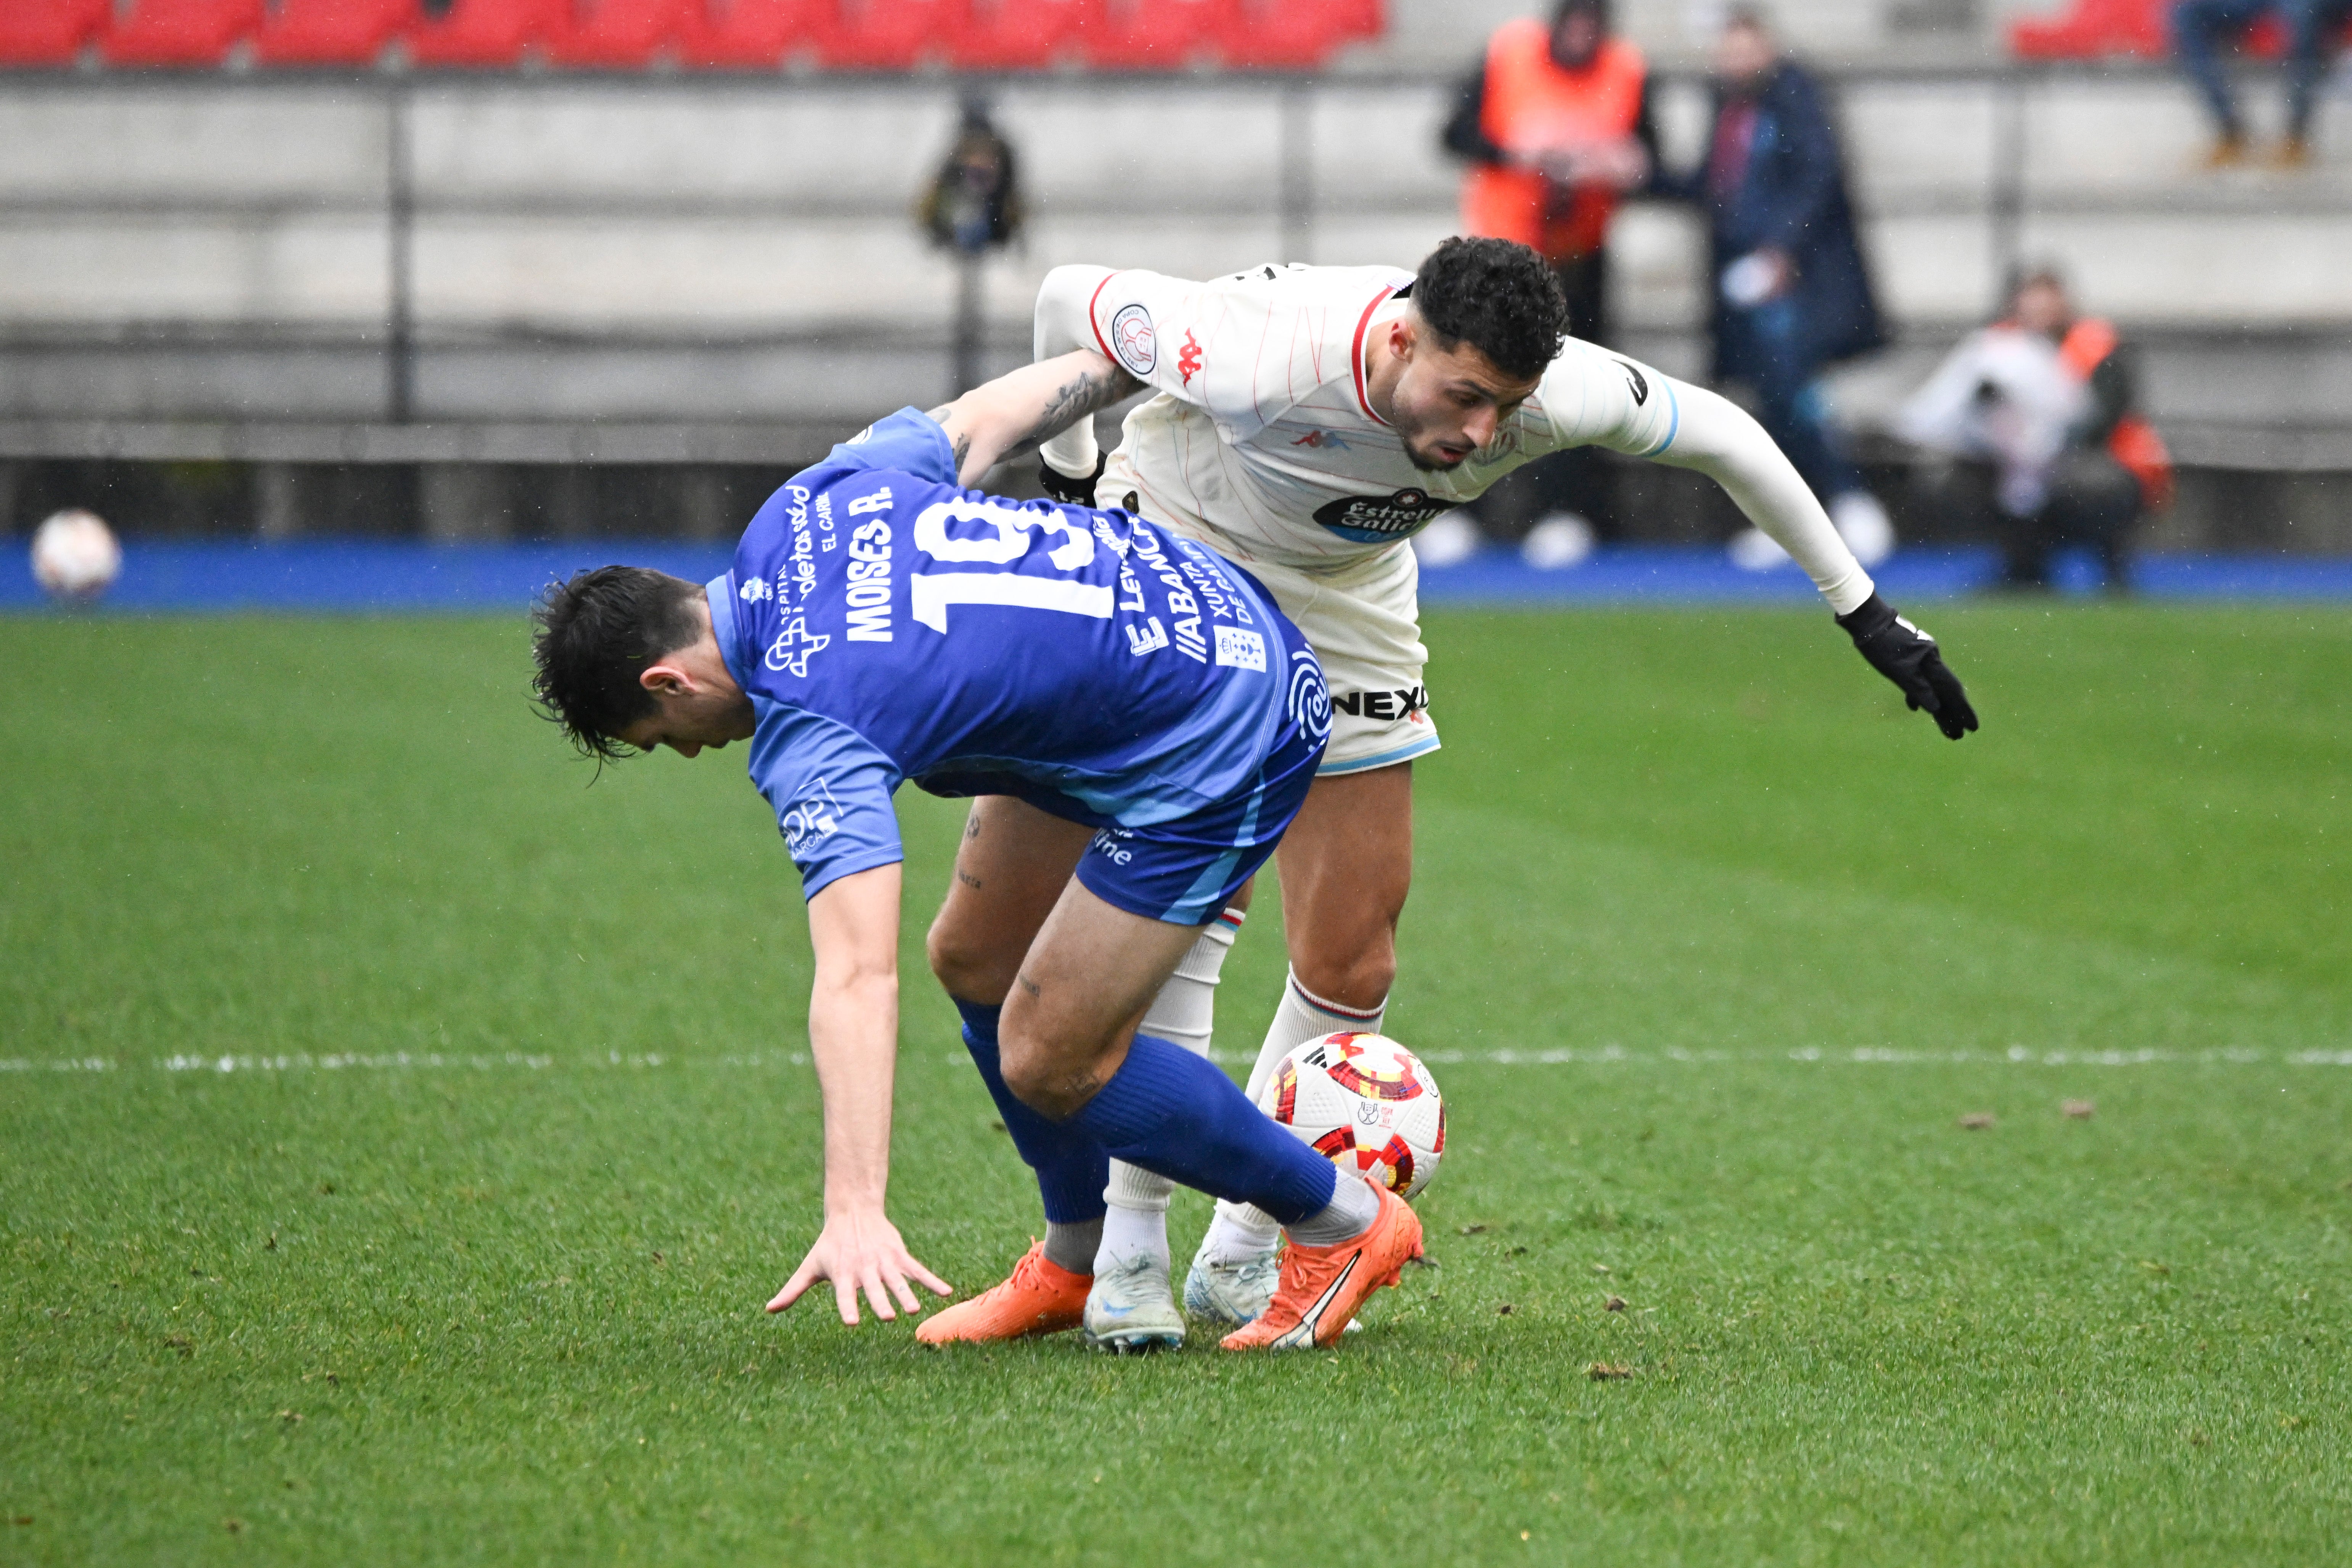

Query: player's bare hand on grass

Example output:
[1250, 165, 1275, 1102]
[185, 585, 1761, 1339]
[1836, 593, 1979, 739]
[767, 1211, 950, 1326]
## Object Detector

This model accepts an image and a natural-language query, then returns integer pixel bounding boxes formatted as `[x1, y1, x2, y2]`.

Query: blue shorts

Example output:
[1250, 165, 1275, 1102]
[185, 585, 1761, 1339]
[982, 652, 1328, 927]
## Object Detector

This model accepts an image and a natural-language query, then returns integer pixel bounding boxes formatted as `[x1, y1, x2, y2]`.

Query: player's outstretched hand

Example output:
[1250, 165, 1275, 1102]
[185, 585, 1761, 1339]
[1835, 593, 1979, 740]
[767, 1210, 951, 1327]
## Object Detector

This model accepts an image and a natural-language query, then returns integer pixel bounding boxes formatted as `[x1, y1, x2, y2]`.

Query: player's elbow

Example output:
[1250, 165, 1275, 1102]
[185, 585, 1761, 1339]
[1035, 264, 1111, 344]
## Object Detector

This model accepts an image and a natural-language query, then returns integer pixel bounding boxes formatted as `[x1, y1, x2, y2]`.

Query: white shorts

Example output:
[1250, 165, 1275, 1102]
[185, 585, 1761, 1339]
[1178, 539, 1439, 776]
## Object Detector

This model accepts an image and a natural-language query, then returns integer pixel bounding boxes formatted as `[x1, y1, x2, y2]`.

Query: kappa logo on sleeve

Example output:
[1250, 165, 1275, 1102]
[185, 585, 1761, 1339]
[1177, 330, 1203, 387]
[738, 576, 771, 603]
[780, 779, 843, 856]
[1109, 303, 1157, 377]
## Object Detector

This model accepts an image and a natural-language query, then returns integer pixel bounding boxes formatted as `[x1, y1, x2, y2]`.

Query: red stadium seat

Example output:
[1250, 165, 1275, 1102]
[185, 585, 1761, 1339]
[2007, 0, 2347, 59]
[542, 0, 696, 64]
[101, 0, 267, 64]
[2007, 0, 2167, 58]
[953, 0, 1100, 68]
[1083, 0, 1237, 69]
[675, 0, 837, 66]
[1219, 0, 1379, 67]
[251, 0, 419, 64]
[0, 0, 115, 64]
[404, 0, 565, 64]
[817, 0, 968, 67]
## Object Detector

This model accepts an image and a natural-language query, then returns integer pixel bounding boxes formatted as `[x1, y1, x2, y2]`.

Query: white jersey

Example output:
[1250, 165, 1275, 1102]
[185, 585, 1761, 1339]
[1074, 262, 1681, 574]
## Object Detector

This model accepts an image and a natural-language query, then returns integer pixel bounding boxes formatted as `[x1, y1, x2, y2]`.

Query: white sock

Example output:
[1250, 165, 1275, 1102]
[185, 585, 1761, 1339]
[1244, 968, 1387, 1100]
[1097, 1202, 1171, 1273]
[1203, 969, 1388, 1259]
[1097, 909, 1242, 1277]
[1285, 1173, 1382, 1247]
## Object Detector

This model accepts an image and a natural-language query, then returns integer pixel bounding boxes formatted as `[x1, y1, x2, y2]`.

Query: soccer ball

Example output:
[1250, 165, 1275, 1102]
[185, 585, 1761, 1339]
[31, 509, 122, 601]
[1259, 1031, 1445, 1199]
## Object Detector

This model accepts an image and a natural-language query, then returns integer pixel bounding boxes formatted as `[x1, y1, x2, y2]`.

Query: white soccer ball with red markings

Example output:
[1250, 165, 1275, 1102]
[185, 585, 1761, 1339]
[1259, 1031, 1445, 1200]
[31, 509, 121, 600]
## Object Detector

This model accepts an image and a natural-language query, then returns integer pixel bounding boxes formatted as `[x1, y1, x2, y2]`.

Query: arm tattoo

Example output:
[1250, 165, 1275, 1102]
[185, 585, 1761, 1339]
[1015, 362, 1144, 453]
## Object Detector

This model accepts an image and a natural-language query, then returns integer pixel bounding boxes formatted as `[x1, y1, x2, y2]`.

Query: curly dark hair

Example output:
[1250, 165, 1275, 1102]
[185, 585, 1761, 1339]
[529, 565, 706, 762]
[1412, 236, 1572, 381]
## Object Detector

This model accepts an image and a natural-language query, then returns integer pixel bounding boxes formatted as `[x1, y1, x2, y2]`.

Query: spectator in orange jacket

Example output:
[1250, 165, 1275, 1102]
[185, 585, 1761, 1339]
[1436, 0, 1659, 567]
[1896, 268, 2171, 591]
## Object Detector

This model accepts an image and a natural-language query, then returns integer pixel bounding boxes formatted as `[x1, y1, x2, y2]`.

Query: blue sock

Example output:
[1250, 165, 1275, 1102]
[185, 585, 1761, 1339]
[955, 999, 1108, 1225]
[1073, 1033, 1338, 1226]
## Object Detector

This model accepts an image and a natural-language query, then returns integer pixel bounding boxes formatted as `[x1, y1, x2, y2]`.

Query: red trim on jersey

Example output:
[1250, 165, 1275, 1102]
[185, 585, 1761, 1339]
[1086, 271, 1120, 366]
[1351, 285, 1399, 426]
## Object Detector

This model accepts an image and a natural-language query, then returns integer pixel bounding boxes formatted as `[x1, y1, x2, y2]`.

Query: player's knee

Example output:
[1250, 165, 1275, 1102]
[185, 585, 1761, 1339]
[995, 1016, 1078, 1119]
[925, 916, 1005, 1004]
[997, 985, 1120, 1120]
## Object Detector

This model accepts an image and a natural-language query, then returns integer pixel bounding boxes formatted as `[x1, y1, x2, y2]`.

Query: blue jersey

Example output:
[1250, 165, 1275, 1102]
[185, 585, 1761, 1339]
[707, 408, 1319, 901]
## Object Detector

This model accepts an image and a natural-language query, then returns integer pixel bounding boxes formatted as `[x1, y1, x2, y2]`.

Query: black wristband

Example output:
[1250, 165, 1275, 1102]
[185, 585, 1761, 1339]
[1038, 454, 1106, 508]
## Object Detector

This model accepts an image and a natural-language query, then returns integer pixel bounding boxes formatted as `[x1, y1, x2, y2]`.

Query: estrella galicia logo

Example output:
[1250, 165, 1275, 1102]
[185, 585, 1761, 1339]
[1287, 650, 1332, 742]
[1109, 303, 1157, 378]
[1311, 487, 1453, 543]
[780, 778, 842, 856]
[1613, 358, 1649, 406]
[764, 616, 830, 677]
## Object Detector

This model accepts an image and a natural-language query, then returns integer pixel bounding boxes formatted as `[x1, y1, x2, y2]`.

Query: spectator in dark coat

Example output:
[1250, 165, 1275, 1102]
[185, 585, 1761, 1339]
[1658, 7, 1892, 567]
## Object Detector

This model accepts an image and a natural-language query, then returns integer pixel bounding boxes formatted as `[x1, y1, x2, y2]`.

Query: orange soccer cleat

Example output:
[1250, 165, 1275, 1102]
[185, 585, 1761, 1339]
[915, 1240, 1090, 1345]
[1219, 1182, 1424, 1351]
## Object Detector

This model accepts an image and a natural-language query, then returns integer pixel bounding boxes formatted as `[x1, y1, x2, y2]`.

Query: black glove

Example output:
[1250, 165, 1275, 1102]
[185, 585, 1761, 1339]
[1038, 453, 1106, 508]
[1836, 593, 1979, 740]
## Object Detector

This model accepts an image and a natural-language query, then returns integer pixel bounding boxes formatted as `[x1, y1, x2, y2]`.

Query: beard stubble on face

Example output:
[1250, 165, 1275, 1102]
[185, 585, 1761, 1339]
[1399, 418, 1473, 474]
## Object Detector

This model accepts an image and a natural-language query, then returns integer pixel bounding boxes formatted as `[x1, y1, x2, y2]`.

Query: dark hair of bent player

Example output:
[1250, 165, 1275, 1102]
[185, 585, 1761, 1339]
[530, 565, 706, 762]
[1412, 236, 1573, 382]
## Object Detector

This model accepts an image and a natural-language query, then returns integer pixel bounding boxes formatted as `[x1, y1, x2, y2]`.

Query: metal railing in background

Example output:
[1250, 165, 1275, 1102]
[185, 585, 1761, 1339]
[1, 61, 2348, 461]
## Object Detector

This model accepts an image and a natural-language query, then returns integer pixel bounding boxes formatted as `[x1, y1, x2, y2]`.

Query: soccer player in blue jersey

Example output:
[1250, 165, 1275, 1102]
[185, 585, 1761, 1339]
[528, 349, 1423, 1351]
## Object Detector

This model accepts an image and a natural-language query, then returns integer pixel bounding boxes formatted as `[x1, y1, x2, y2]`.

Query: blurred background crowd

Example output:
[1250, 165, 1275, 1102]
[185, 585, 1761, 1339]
[2, 0, 2348, 586]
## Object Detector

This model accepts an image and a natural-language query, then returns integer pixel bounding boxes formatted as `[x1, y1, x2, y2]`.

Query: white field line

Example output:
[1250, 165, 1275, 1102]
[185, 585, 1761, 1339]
[3, 1046, 2350, 1076]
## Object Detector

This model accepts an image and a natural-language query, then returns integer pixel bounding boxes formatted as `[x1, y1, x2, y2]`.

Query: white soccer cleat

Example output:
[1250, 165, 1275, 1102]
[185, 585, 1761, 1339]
[1082, 1252, 1187, 1353]
[1182, 1239, 1282, 1328]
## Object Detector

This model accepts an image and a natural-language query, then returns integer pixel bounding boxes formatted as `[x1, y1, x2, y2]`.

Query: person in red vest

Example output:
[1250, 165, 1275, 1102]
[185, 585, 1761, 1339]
[1894, 268, 2170, 591]
[1436, 0, 1658, 568]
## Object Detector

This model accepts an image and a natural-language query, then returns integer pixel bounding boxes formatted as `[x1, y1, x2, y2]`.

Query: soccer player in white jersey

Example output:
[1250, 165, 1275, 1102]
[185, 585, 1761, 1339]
[921, 236, 1975, 1351]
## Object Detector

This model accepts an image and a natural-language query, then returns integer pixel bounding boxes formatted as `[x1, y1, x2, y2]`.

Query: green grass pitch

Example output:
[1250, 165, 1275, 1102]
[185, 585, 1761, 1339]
[4, 604, 2348, 1565]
